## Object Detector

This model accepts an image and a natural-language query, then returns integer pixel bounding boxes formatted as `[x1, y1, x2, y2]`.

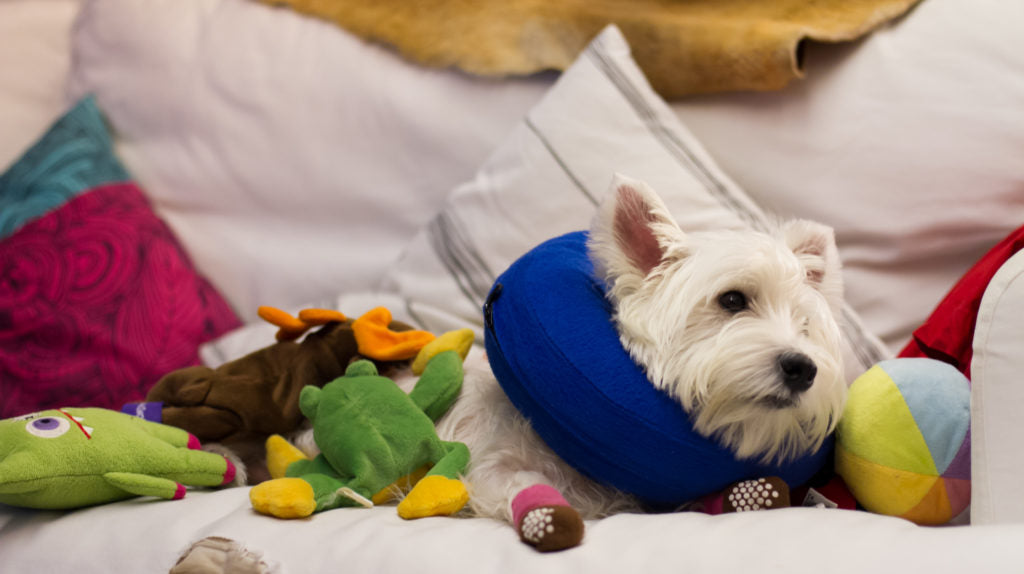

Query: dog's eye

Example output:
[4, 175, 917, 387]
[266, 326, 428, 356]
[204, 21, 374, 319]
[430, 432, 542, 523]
[718, 290, 748, 313]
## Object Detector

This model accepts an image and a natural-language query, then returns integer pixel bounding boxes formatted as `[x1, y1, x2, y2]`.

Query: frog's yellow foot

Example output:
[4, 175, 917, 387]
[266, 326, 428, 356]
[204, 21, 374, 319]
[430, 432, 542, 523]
[411, 328, 475, 375]
[250, 478, 316, 519]
[371, 464, 430, 505]
[396, 475, 469, 519]
[265, 434, 310, 480]
[352, 307, 435, 361]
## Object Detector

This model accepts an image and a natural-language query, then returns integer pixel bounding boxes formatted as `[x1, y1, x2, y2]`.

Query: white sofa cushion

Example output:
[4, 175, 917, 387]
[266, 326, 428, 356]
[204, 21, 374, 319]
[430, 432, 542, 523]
[375, 25, 888, 385]
[0, 0, 81, 172]
[970, 249, 1024, 525]
[68, 0, 550, 321]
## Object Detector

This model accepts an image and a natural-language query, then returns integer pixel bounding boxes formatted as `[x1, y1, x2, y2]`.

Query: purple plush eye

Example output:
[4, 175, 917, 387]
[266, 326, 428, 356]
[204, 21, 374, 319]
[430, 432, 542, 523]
[25, 416, 71, 438]
[34, 418, 60, 430]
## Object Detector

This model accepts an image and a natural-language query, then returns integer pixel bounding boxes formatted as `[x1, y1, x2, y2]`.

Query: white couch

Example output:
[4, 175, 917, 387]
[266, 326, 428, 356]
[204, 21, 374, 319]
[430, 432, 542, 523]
[2, 0, 1024, 571]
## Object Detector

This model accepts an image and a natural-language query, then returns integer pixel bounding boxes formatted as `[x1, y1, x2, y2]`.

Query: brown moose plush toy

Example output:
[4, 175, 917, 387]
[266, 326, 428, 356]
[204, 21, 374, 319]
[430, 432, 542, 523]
[131, 307, 435, 484]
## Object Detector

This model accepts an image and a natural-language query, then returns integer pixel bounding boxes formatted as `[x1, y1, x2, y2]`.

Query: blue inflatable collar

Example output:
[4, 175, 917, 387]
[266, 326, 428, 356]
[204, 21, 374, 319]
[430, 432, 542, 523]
[483, 231, 831, 507]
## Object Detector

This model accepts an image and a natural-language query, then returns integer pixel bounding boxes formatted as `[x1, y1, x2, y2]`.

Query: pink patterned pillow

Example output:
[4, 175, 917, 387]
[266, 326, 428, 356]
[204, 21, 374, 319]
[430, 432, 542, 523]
[0, 182, 240, 418]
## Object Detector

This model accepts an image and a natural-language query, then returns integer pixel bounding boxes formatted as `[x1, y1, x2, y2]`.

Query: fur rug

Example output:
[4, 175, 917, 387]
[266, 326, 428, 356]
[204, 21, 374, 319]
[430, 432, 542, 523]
[258, 0, 922, 97]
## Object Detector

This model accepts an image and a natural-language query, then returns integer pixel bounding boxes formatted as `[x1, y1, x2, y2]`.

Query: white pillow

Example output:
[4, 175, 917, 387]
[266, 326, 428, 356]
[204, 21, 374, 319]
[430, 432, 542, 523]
[970, 249, 1024, 525]
[0, 0, 81, 172]
[68, 0, 550, 321]
[377, 25, 888, 385]
[670, 0, 1024, 354]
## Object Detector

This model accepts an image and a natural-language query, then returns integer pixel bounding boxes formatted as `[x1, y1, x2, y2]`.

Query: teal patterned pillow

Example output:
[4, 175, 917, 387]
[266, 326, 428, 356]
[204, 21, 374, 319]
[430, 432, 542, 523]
[0, 96, 241, 418]
[0, 95, 130, 240]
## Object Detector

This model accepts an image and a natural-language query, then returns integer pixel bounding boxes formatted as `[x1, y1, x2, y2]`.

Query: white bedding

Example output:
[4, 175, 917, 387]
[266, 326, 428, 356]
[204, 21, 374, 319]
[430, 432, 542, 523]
[3, 488, 1024, 573]
[3, 0, 1024, 571]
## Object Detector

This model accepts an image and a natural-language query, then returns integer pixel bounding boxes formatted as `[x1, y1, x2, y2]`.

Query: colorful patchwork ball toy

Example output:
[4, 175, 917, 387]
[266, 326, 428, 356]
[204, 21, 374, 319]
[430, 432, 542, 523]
[835, 358, 971, 525]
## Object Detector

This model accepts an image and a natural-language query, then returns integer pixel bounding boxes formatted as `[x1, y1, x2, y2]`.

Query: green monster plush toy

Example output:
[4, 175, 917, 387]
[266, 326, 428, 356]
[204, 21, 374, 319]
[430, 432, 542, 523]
[250, 349, 470, 520]
[0, 407, 235, 509]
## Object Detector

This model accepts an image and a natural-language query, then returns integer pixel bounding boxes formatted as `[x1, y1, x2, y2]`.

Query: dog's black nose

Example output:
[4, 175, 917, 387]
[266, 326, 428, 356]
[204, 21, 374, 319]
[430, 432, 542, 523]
[778, 353, 817, 393]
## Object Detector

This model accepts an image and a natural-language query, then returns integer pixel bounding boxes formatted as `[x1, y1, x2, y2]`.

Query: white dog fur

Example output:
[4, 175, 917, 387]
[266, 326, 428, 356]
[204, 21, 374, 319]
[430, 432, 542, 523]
[435, 174, 847, 528]
[288, 174, 848, 547]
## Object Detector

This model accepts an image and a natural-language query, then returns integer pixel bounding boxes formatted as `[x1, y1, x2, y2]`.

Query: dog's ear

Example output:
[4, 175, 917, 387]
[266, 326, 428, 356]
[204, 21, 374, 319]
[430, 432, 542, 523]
[781, 220, 844, 307]
[589, 174, 685, 284]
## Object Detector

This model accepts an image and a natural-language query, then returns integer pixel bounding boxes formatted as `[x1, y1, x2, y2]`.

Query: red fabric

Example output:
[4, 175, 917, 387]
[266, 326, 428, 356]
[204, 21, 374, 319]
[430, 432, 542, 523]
[899, 224, 1024, 378]
[0, 182, 241, 418]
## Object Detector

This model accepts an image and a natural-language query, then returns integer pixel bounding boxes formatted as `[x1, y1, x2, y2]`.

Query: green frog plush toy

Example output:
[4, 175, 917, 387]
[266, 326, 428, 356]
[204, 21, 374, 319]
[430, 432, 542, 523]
[250, 349, 470, 520]
[0, 407, 235, 509]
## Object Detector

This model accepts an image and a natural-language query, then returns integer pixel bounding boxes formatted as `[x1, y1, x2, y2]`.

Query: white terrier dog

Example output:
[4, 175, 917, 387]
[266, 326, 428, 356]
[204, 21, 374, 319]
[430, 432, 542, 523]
[434, 175, 847, 551]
